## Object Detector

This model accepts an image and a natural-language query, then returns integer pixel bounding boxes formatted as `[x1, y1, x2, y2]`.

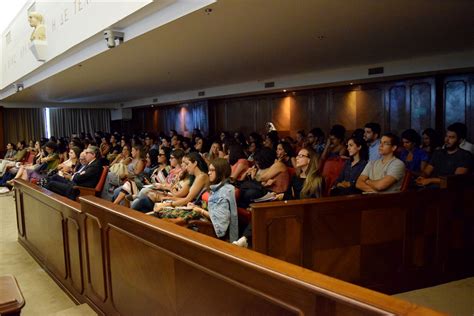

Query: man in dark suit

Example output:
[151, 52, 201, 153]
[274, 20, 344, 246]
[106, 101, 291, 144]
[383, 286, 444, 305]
[45, 146, 103, 200]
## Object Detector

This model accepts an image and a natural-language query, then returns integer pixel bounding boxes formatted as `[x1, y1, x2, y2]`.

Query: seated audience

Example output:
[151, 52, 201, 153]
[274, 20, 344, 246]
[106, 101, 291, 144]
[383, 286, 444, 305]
[420, 128, 441, 158]
[450, 122, 474, 154]
[416, 123, 473, 187]
[111, 145, 146, 204]
[306, 128, 325, 154]
[101, 145, 132, 200]
[276, 141, 296, 168]
[285, 147, 323, 199]
[364, 122, 382, 161]
[56, 146, 81, 177]
[331, 136, 368, 196]
[45, 146, 102, 200]
[321, 124, 347, 161]
[399, 129, 429, 175]
[228, 144, 250, 182]
[189, 158, 239, 242]
[152, 152, 209, 220]
[239, 147, 289, 207]
[26, 141, 60, 182]
[356, 133, 405, 193]
[0, 142, 27, 176]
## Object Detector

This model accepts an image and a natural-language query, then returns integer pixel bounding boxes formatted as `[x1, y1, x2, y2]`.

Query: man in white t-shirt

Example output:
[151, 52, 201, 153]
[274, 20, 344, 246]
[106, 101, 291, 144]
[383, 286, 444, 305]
[356, 133, 406, 193]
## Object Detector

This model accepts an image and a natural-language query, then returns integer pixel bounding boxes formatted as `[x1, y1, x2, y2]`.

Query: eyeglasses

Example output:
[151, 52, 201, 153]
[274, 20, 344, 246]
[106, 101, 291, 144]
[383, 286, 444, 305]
[297, 154, 310, 158]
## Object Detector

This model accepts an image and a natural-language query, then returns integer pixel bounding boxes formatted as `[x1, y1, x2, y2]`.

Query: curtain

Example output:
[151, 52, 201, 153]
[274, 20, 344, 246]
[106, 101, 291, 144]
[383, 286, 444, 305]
[49, 108, 111, 137]
[159, 101, 209, 136]
[3, 108, 46, 143]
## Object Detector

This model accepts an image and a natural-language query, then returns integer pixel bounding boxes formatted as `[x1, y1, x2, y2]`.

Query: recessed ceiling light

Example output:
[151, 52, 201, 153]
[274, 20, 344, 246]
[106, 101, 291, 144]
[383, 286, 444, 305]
[317, 35, 326, 40]
[350, 82, 353, 85]
[205, 8, 213, 15]
[283, 89, 287, 93]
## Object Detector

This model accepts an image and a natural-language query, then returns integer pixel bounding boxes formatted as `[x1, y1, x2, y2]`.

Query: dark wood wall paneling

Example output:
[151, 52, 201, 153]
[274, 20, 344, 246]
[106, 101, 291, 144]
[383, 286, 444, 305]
[206, 78, 438, 138]
[131, 73, 473, 141]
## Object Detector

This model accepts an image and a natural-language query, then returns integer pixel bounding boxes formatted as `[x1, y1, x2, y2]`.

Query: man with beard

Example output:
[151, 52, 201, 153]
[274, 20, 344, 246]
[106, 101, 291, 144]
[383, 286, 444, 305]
[364, 122, 382, 161]
[416, 123, 473, 187]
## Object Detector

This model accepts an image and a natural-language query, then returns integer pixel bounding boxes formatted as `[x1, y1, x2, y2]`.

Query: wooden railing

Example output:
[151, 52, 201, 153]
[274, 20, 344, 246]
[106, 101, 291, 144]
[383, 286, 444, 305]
[251, 175, 474, 294]
[13, 179, 444, 315]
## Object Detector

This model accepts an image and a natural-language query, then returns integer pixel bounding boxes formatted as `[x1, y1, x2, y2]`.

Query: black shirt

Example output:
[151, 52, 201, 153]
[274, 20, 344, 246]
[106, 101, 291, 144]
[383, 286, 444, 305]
[430, 148, 473, 177]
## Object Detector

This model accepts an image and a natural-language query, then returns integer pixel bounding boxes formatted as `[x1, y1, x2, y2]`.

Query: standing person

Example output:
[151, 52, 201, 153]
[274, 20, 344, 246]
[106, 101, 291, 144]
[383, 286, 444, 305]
[364, 122, 382, 161]
[356, 133, 405, 193]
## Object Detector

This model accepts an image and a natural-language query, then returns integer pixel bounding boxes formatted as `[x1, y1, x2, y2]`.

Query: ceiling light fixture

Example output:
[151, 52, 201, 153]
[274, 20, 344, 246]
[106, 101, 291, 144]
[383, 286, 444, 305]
[205, 8, 213, 15]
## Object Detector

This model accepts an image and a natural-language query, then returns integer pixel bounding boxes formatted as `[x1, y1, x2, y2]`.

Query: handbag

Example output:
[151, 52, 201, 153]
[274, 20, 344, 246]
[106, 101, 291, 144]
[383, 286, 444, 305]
[109, 162, 128, 179]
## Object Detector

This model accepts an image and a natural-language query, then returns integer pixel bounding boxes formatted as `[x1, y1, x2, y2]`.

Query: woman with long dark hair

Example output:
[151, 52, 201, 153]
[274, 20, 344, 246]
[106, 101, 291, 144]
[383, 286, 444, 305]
[331, 136, 369, 196]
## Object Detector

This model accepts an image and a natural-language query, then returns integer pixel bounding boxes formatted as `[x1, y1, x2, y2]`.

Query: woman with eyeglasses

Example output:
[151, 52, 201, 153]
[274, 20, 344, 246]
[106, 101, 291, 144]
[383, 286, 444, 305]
[131, 149, 188, 212]
[285, 147, 323, 199]
[330, 137, 368, 196]
[152, 152, 209, 222]
[187, 158, 238, 242]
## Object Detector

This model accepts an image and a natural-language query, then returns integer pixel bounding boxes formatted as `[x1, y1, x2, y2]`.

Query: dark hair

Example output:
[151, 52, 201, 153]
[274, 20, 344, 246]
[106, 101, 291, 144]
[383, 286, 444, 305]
[186, 152, 208, 173]
[382, 132, 399, 147]
[364, 122, 381, 137]
[70, 146, 82, 160]
[401, 129, 421, 146]
[148, 148, 159, 168]
[422, 128, 441, 151]
[266, 131, 279, 150]
[447, 122, 467, 140]
[254, 147, 276, 170]
[278, 141, 295, 158]
[7, 142, 16, 150]
[329, 124, 346, 141]
[161, 136, 171, 144]
[18, 140, 27, 149]
[308, 128, 325, 140]
[228, 144, 246, 166]
[348, 136, 369, 161]
[249, 132, 262, 144]
[161, 146, 171, 163]
[210, 158, 231, 185]
[44, 141, 58, 152]
[351, 128, 365, 140]
[171, 148, 185, 162]
[297, 130, 305, 137]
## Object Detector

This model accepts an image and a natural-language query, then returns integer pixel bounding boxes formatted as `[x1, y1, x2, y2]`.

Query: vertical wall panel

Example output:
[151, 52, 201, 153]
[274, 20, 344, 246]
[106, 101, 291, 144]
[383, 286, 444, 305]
[410, 83, 432, 132]
[290, 93, 312, 134]
[444, 80, 467, 128]
[271, 96, 291, 132]
[331, 90, 357, 132]
[312, 91, 329, 132]
[256, 98, 273, 133]
[356, 88, 384, 132]
[388, 85, 408, 135]
[469, 77, 474, 141]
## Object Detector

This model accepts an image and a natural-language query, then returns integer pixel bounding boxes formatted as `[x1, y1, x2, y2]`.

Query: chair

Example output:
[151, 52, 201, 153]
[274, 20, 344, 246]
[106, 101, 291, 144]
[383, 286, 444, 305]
[400, 169, 413, 192]
[75, 166, 109, 201]
[321, 157, 346, 196]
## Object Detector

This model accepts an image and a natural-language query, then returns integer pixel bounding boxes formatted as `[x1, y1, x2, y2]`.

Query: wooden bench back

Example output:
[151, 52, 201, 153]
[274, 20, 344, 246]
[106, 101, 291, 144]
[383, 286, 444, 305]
[13, 179, 444, 315]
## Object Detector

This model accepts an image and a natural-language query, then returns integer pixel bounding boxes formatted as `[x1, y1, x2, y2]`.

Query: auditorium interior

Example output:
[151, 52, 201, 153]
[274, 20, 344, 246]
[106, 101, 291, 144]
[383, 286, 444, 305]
[0, 0, 473, 315]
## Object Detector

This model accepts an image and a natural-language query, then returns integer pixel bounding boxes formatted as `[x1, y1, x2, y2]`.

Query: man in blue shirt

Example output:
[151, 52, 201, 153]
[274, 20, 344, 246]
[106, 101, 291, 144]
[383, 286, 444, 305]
[364, 122, 382, 161]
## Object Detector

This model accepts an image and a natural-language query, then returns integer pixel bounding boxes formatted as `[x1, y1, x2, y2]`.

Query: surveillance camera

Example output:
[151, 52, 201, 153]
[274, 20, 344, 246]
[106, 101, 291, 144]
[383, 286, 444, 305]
[13, 83, 24, 92]
[103, 29, 124, 48]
